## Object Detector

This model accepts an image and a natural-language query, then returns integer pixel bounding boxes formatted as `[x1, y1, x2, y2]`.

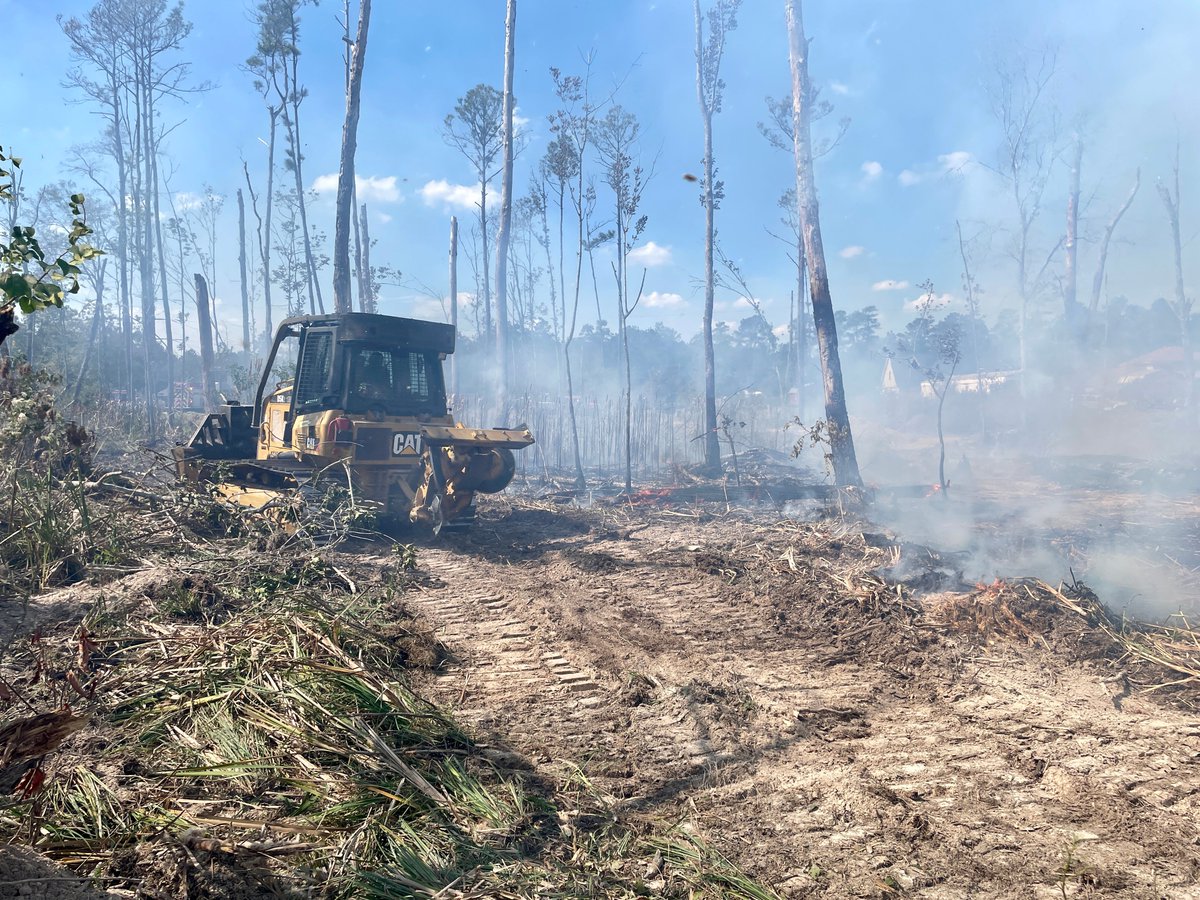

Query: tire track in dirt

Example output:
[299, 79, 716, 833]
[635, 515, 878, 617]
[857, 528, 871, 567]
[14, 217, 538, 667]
[405, 551, 625, 769]
[393, 508, 1200, 898]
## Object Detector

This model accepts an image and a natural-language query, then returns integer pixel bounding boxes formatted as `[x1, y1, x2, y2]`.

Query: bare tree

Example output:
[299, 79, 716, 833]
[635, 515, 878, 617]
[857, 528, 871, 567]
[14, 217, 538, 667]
[241, 161, 272, 342]
[1157, 142, 1196, 411]
[694, 0, 741, 474]
[957, 220, 989, 438]
[492, 0, 517, 408]
[597, 104, 651, 493]
[786, 0, 862, 487]
[249, 0, 323, 315]
[237, 188, 251, 350]
[245, 2, 285, 338]
[449, 215, 458, 396]
[1088, 169, 1140, 332]
[61, 2, 134, 402]
[548, 63, 601, 489]
[358, 204, 374, 313]
[985, 43, 1057, 405]
[332, 0, 371, 314]
[1063, 134, 1084, 342]
[194, 273, 216, 408]
[444, 85, 504, 340]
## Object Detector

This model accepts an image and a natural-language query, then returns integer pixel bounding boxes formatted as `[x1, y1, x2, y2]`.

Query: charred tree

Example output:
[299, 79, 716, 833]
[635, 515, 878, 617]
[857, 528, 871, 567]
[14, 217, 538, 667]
[786, 0, 862, 488]
[358, 204, 373, 313]
[237, 188, 251, 350]
[333, 0, 371, 315]
[492, 0, 517, 408]
[194, 273, 216, 409]
[548, 64, 597, 490]
[986, 44, 1056, 408]
[71, 258, 109, 406]
[1089, 169, 1140, 331]
[61, 3, 135, 405]
[1063, 134, 1084, 342]
[1158, 143, 1196, 411]
[693, 0, 740, 475]
[597, 105, 650, 494]
[444, 85, 504, 342]
[242, 162, 272, 344]
[449, 215, 459, 397]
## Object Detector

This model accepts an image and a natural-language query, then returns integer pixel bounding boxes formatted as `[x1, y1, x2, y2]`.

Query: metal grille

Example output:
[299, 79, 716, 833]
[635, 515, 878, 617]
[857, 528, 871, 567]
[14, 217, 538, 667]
[295, 331, 333, 407]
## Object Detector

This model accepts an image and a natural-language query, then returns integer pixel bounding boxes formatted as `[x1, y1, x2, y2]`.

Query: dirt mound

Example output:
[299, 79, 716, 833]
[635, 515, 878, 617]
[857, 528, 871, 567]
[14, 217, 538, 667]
[0, 845, 107, 899]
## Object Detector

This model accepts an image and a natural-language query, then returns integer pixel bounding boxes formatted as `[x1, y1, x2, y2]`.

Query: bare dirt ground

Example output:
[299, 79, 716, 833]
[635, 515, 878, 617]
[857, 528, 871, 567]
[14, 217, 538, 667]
[374, 499, 1200, 899]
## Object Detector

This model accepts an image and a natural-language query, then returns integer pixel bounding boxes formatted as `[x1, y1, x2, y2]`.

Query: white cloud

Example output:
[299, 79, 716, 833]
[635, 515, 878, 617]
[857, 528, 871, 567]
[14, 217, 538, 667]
[839, 245, 865, 259]
[898, 150, 974, 187]
[772, 324, 790, 339]
[419, 179, 485, 210]
[377, 212, 393, 224]
[872, 279, 909, 291]
[311, 173, 402, 203]
[409, 297, 448, 322]
[628, 241, 672, 267]
[860, 160, 883, 182]
[643, 291, 685, 309]
[830, 81, 851, 96]
[172, 191, 206, 212]
[938, 150, 972, 174]
[904, 291, 955, 312]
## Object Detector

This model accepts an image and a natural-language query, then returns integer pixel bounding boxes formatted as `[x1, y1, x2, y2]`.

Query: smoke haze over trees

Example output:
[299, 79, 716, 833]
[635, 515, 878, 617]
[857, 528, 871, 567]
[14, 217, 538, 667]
[0, 0, 1197, 486]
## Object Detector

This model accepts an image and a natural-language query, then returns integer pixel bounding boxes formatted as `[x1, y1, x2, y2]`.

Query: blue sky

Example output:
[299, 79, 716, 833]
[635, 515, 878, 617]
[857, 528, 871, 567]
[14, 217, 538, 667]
[3, 0, 1199, 343]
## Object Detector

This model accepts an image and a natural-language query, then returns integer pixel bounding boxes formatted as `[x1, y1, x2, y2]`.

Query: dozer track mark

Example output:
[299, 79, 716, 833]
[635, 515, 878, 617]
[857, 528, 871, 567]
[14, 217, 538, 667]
[410, 553, 606, 715]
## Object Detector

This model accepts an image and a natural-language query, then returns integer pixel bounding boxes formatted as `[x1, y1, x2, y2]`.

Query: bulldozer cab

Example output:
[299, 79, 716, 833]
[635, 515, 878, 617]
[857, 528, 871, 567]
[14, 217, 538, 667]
[257, 313, 454, 452]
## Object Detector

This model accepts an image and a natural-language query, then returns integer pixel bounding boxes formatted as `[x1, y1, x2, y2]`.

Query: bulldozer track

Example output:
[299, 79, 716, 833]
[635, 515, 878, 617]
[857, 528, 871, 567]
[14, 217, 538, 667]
[411, 552, 607, 721]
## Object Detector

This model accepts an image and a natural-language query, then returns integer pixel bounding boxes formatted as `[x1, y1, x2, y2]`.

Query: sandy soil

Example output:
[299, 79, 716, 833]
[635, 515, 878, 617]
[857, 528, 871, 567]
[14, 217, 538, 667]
[370, 501, 1200, 899]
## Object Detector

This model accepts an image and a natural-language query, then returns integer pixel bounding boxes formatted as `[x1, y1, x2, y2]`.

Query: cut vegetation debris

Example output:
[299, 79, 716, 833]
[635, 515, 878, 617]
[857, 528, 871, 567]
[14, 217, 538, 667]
[1, 391, 1199, 897]
[0, 540, 778, 898]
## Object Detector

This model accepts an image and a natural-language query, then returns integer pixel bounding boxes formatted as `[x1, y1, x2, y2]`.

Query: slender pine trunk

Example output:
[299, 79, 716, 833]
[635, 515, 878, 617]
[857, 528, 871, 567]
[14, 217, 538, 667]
[236, 188, 250, 350]
[333, 0, 371, 314]
[786, 0, 862, 487]
[492, 0, 517, 413]
[72, 259, 108, 406]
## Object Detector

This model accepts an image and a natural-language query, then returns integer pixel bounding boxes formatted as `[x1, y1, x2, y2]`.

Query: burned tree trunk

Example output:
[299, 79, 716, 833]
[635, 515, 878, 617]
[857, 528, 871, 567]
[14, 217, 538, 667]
[194, 274, 216, 409]
[359, 204, 373, 313]
[72, 259, 109, 406]
[353, 194, 365, 312]
[492, 0, 517, 410]
[449, 215, 459, 397]
[332, 0, 372, 315]
[237, 188, 250, 352]
[1158, 145, 1196, 411]
[1063, 135, 1083, 342]
[693, 0, 730, 475]
[1089, 169, 1140, 328]
[786, 0, 862, 488]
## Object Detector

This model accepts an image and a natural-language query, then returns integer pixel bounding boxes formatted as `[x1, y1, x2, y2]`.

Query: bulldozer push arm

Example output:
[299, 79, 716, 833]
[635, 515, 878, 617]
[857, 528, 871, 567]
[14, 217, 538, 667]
[411, 425, 534, 534]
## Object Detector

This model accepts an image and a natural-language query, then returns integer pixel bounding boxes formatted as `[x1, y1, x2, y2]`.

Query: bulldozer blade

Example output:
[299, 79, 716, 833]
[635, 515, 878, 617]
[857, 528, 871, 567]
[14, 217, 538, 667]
[419, 424, 534, 450]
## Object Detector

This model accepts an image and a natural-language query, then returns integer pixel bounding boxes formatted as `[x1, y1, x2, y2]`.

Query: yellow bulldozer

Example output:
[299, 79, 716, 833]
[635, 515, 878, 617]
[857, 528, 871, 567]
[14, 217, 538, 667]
[173, 312, 534, 534]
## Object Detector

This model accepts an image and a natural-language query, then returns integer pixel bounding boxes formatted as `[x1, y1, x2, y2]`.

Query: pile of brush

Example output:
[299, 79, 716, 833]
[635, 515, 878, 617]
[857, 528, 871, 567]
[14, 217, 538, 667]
[924, 576, 1200, 708]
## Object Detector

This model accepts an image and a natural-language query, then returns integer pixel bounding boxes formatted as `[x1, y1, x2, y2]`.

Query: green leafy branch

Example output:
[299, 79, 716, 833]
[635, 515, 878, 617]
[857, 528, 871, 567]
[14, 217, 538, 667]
[0, 146, 102, 326]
